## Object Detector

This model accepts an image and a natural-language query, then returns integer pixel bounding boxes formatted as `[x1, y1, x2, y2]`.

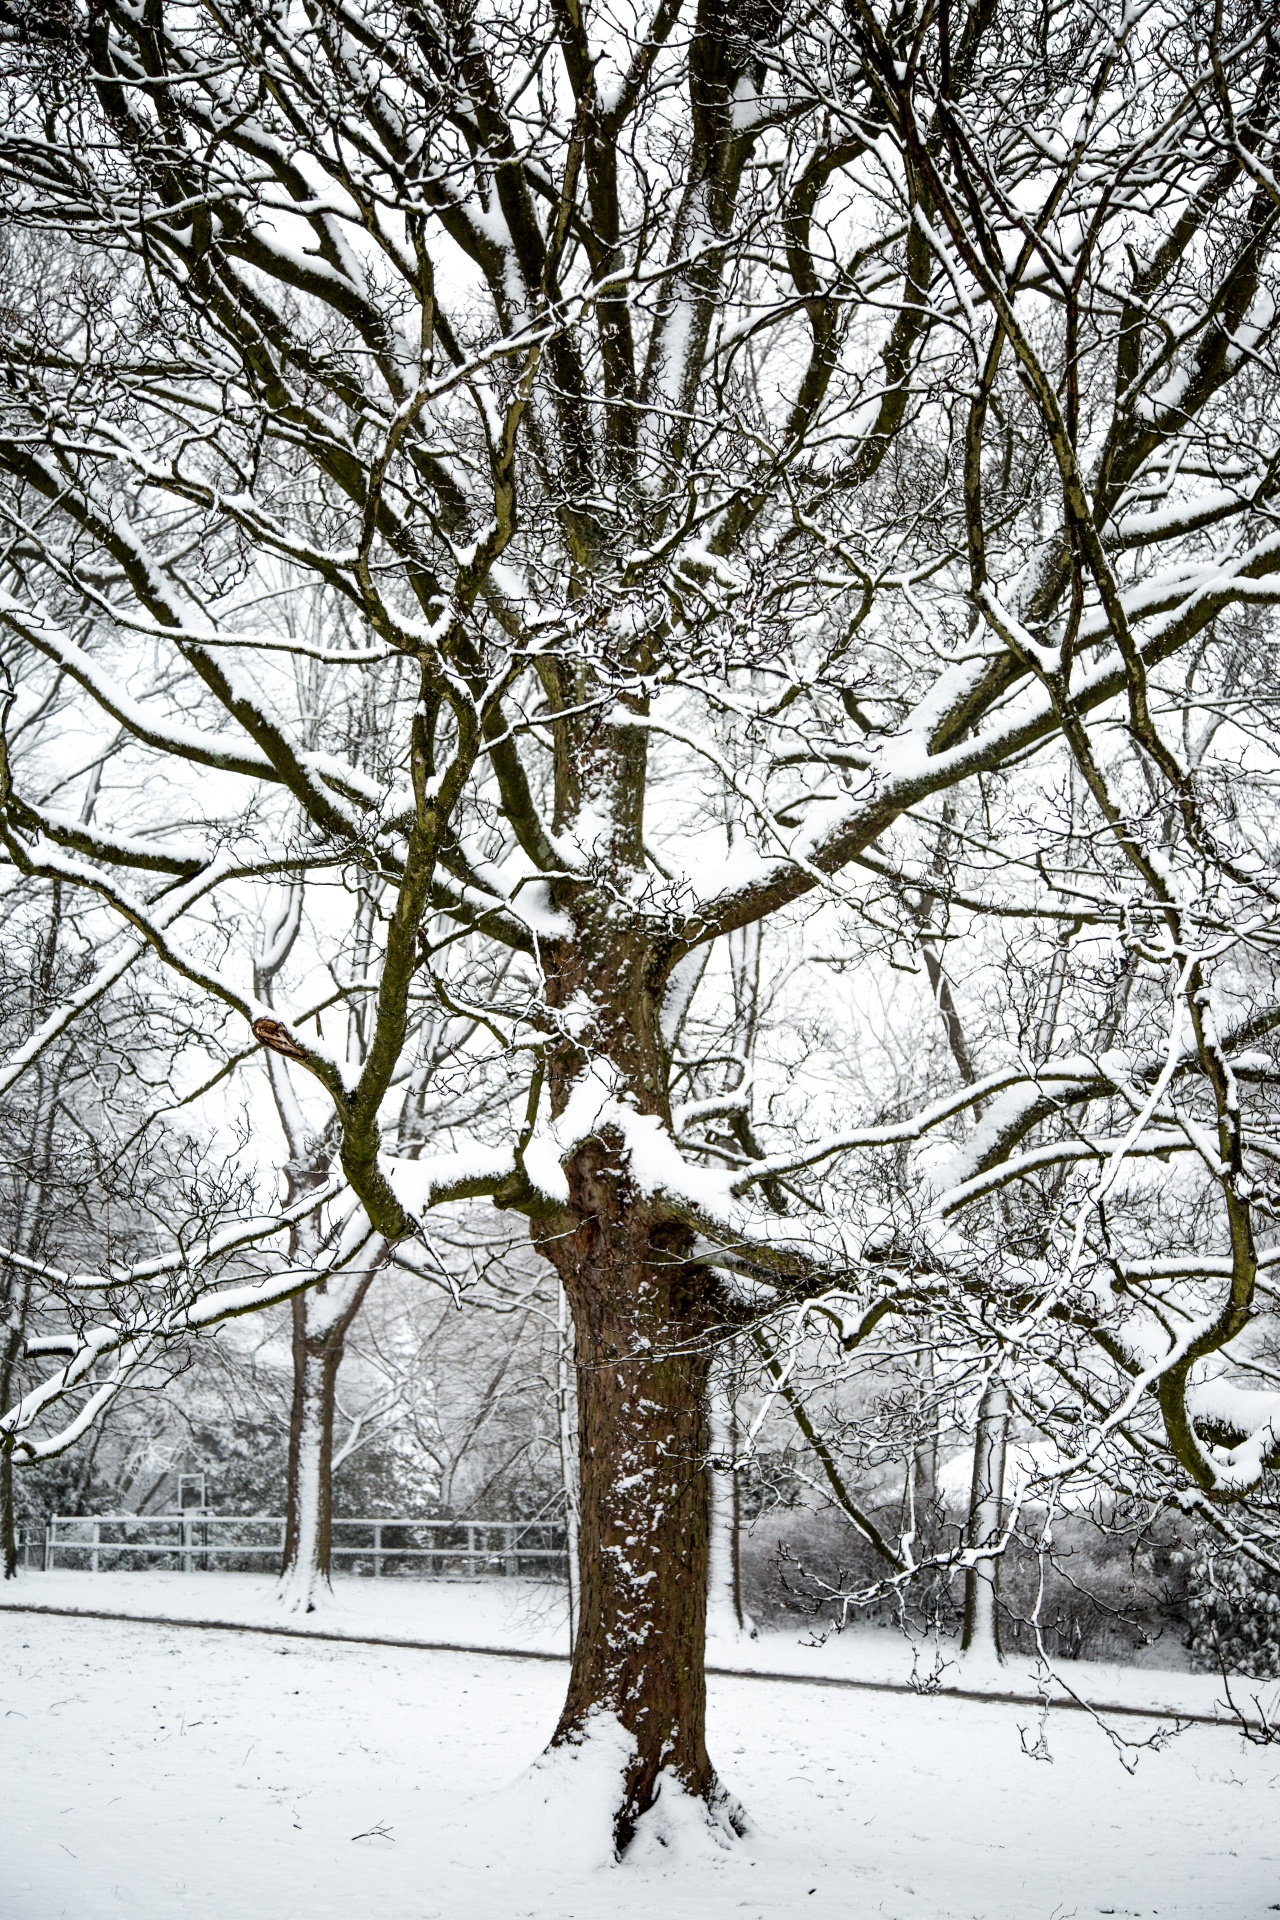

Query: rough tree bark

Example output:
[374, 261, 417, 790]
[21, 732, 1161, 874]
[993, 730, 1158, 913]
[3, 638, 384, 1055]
[536, 1143, 738, 1848]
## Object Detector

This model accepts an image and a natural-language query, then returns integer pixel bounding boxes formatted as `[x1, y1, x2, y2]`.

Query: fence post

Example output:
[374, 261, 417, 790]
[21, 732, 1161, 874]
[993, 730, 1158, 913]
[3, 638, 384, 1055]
[90, 1519, 100, 1575]
[182, 1515, 194, 1576]
[373, 1522, 382, 1579]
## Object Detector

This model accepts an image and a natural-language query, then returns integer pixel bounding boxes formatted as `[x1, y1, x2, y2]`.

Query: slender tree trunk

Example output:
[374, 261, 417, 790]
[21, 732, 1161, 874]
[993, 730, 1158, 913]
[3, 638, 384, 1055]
[915, 891, 1012, 1662]
[2, 1170, 41, 1576]
[278, 1296, 346, 1613]
[707, 1387, 749, 1638]
[961, 1381, 1010, 1663]
[0, 1448, 15, 1579]
[536, 1143, 741, 1853]
[556, 1281, 581, 1646]
[0, 1277, 29, 1579]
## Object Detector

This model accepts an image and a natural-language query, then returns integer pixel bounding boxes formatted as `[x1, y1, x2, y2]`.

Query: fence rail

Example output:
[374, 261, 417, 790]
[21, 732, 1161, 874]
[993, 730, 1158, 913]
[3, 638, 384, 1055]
[19, 1514, 567, 1580]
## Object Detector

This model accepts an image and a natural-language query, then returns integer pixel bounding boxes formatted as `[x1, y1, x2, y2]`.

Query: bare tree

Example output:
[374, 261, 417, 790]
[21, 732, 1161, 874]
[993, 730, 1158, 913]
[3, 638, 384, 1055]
[7, 0, 1280, 1847]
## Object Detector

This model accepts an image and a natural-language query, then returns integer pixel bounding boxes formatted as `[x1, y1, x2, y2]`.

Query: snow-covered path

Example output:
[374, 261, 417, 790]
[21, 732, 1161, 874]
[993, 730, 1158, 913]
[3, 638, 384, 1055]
[3, 1597, 1278, 1919]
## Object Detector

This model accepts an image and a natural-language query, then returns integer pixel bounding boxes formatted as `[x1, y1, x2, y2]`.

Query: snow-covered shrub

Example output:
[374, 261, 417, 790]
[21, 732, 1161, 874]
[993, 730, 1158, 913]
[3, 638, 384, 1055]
[1187, 1550, 1280, 1679]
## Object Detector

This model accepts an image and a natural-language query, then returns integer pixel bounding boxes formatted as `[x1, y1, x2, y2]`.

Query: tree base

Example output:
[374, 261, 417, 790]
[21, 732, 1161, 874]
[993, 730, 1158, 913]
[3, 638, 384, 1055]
[957, 1631, 1006, 1676]
[623, 1771, 750, 1861]
[707, 1599, 759, 1646]
[275, 1565, 330, 1616]
[487, 1710, 749, 1862]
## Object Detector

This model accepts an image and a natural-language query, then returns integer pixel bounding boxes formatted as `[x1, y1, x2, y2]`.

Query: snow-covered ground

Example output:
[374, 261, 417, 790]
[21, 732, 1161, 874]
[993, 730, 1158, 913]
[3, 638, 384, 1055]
[0, 1566, 1227, 1717]
[3, 1573, 1279, 1918]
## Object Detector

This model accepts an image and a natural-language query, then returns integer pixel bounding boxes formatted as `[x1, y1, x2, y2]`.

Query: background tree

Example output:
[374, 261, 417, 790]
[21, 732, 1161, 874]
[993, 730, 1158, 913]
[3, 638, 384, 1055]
[0, 868, 233, 1571]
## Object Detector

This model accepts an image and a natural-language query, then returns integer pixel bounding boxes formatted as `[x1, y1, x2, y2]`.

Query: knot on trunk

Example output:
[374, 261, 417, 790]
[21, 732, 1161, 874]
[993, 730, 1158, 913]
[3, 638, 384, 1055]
[252, 1016, 308, 1061]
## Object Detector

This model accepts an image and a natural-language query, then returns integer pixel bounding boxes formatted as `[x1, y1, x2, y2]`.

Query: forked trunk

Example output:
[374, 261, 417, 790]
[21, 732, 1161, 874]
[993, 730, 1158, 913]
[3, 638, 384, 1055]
[537, 1142, 741, 1853]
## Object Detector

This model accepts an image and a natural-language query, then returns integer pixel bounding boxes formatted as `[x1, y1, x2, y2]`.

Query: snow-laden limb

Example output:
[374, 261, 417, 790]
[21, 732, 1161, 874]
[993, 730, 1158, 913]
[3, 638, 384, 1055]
[0, 936, 145, 1101]
[1122, 1247, 1280, 1281]
[384, 1060, 916, 1294]
[401, 1061, 847, 1282]
[0, 834, 354, 1103]
[0, 1177, 344, 1295]
[0, 841, 268, 1022]
[384, 1143, 518, 1214]
[935, 1130, 1195, 1214]
[726, 1062, 1104, 1196]
[0, 593, 275, 780]
[1, 582, 403, 844]
[1184, 1376, 1280, 1491]
[923, 992, 1280, 1210]
[379, 1048, 1272, 1339]
[678, 521, 1280, 943]
[2, 1195, 372, 1461]
[1012, 1286, 1280, 1502]
[0, 850, 321, 1100]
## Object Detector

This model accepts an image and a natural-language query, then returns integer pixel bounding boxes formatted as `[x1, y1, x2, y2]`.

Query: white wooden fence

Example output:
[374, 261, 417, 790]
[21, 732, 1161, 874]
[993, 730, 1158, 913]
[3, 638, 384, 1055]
[19, 1513, 567, 1579]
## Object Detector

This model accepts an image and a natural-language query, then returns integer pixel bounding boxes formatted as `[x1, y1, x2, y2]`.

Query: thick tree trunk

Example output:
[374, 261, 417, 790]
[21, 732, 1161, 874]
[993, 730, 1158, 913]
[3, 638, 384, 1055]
[961, 1381, 1010, 1662]
[536, 1143, 741, 1853]
[278, 1297, 346, 1614]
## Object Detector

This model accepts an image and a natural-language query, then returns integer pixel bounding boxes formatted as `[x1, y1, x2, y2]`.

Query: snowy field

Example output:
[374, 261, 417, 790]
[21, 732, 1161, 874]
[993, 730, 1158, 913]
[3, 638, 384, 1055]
[3, 1575, 1280, 1918]
[0, 1567, 1214, 1711]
